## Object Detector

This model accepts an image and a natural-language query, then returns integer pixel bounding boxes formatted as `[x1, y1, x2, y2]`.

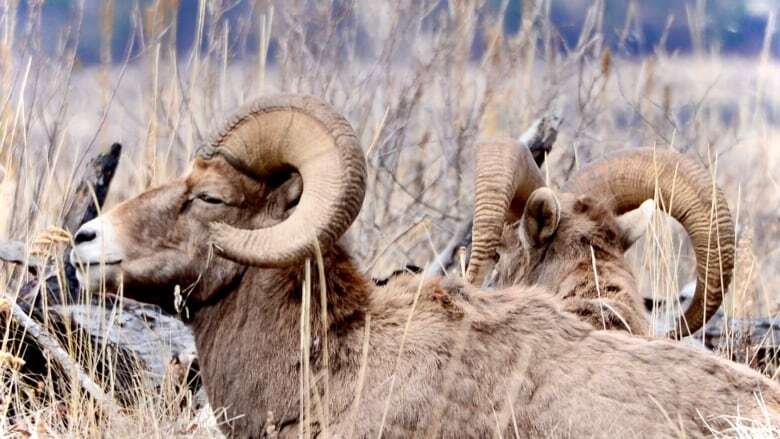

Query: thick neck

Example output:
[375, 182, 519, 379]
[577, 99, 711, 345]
[189, 245, 370, 436]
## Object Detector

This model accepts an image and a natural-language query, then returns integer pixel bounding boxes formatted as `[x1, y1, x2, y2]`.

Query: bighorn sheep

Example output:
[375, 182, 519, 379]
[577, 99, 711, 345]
[71, 95, 777, 437]
[467, 140, 734, 337]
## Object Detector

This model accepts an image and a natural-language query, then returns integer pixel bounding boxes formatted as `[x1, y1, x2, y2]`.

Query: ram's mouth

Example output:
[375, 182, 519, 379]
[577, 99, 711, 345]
[82, 260, 122, 267]
[71, 259, 123, 269]
[69, 247, 124, 269]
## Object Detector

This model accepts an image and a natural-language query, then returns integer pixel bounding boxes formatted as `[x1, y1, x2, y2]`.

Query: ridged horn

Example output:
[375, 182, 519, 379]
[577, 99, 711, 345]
[564, 148, 735, 338]
[467, 139, 545, 286]
[199, 94, 366, 267]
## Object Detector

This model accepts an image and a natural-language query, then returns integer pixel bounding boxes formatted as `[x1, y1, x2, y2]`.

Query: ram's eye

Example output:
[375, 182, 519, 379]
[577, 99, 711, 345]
[196, 194, 225, 205]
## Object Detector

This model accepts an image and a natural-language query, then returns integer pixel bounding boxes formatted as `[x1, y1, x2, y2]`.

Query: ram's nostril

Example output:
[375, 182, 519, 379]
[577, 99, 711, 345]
[74, 230, 97, 244]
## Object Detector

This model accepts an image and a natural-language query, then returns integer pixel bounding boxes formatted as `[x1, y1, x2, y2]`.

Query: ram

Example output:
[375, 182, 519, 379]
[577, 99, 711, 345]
[467, 140, 733, 338]
[72, 95, 777, 437]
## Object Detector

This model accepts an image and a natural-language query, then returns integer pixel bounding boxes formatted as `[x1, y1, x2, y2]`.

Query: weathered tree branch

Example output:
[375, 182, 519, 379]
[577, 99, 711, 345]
[2, 142, 199, 409]
[519, 114, 563, 167]
[0, 297, 121, 417]
[0, 143, 129, 413]
[62, 143, 123, 233]
[0, 144, 123, 273]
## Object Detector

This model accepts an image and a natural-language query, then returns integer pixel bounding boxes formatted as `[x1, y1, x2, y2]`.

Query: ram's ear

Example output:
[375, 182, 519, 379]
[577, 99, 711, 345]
[522, 188, 561, 246]
[616, 199, 655, 249]
[268, 173, 303, 218]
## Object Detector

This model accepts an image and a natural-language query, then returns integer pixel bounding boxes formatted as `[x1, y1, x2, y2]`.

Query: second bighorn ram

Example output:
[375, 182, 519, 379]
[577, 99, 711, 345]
[467, 140, 734, 337]
[72, 95, 776, 437]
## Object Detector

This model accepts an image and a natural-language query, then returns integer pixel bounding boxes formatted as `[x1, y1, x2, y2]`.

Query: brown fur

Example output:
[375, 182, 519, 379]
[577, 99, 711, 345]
[495, 193, 654, 336]
[81, 158, 780, 437]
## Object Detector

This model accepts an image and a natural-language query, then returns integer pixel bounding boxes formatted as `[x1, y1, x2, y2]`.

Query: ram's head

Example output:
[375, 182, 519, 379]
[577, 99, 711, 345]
[70, 95, 366, 312]
[467, 141, 734, 338]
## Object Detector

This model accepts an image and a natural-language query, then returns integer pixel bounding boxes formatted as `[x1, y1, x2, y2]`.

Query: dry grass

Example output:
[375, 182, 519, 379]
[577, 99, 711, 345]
[0, 0, 779, 437]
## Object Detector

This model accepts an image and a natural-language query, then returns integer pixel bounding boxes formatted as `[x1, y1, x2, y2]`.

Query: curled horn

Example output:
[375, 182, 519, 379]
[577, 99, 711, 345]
[467, 139, 545, 286]
[200, 94, 367, 267]
[564, 148, 735, 338]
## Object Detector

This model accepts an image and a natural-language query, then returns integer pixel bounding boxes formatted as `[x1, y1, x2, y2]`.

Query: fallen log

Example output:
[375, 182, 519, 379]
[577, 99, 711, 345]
[0, 143, 199, 415]
[53, 299, 198, 393]
[0, 297, 121, 417]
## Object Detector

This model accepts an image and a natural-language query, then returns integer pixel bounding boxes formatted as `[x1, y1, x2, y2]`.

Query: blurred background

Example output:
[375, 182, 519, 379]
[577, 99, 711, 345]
[15, 0, 780, 63]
